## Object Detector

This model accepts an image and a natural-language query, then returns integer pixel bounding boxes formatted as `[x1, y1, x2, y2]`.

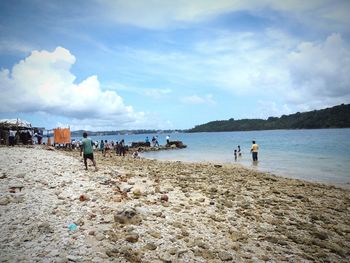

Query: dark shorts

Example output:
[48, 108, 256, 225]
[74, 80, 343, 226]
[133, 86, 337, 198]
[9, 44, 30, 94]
[252, 152, 258, 161]
[84, 153, 94, 161]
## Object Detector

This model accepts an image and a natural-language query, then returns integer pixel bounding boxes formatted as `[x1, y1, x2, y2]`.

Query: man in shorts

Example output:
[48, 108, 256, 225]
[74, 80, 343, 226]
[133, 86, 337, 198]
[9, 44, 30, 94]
[80, 132, 98, 171]
[250, 140, 259, 162]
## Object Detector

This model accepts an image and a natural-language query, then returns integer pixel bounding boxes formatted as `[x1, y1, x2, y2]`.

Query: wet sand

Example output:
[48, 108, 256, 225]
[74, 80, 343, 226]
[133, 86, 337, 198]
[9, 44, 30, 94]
[0, 146, 349, 262]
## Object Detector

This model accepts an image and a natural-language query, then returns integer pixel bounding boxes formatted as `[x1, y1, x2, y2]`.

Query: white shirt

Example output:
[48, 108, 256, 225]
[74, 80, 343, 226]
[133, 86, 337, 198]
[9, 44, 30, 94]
[9, 130, 16, 137]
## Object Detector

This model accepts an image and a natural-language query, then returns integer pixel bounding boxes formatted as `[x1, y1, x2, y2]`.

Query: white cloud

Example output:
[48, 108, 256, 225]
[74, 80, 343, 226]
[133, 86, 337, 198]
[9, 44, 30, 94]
[194, 30, 292, 95]
[143, 88, 172, 99]
[256, 101, 293, 118]
[287, 33, 350, 102]
[192, 31, 350, 110]
[96, 29, 349, 113]
[95, 0, 237, 29]
[181, 94, 215, 105]
[94, 0, 350, 33]
[0, 47, 146, 129]
[0, 40, 34, 54]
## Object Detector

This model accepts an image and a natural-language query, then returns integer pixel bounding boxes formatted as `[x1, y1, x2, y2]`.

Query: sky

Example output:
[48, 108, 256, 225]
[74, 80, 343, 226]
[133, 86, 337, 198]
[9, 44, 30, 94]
[0, 0, 350, 131]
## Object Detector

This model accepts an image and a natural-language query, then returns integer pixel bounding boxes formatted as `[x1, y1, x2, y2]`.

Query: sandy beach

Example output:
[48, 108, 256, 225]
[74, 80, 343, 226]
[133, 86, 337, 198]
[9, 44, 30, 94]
[0, 146, 349, 262]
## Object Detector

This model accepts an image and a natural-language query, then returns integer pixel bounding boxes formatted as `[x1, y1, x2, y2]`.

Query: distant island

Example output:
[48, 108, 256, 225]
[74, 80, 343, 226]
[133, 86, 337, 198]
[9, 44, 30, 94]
[188, 103, 350, 133]
[70, 104, 350, 136]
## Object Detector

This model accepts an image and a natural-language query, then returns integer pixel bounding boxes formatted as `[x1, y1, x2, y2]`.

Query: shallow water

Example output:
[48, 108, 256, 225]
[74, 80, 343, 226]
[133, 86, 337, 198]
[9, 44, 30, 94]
[73, 128, 350, 185]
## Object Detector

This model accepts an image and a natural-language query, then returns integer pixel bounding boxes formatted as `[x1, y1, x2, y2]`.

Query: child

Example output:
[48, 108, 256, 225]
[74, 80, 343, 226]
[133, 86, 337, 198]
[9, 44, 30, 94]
[234, 149, 237, 161]
[132, 150, 140, 158]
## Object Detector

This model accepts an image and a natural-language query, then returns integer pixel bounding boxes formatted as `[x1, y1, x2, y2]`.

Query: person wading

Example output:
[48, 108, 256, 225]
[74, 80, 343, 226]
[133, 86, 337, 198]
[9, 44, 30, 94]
[251, 140, 259, 162]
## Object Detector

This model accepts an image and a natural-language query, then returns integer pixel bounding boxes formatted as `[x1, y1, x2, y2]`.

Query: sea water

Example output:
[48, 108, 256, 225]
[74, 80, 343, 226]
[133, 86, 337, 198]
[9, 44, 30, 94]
[74, 128, 350, 186]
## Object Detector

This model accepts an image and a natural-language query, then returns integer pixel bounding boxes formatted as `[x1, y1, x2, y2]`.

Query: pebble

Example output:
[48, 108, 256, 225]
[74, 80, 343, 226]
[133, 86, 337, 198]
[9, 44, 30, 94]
[95, 233, 105, 241]
[133, 188, 141, 196]
[148, 230, 162, 239]
[160, 194, 169, 202]
[114, 206, 142, 224]
[153, 211, 163, 217]
[158, 252, 172, 263]
[145, 242, 157, 250]
[218, 251, 233, 261]
[125, 233, 139, 243]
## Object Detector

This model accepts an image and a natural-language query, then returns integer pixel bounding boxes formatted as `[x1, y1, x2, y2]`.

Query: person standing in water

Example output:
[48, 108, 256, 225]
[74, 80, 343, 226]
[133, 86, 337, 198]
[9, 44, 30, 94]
[80, 132, 98, 171]
[250, 140, 259, 162]
[234, 149, 237, 161]
[237, 145, 242, 157]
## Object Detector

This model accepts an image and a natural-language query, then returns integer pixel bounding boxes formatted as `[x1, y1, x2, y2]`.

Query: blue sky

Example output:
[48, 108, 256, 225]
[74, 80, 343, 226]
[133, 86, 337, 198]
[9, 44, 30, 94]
[1, 0, 350, 131]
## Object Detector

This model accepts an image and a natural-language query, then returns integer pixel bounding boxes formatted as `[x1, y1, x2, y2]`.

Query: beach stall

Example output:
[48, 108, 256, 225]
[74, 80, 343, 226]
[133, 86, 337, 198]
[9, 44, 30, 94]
[0, 118, 33, 145]
[53, 128, 71, 147]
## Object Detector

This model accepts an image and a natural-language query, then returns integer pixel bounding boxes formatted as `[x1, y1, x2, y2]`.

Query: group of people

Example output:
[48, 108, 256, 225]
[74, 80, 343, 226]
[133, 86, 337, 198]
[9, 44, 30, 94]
[233, 145, 242, 161]
[145, 135, 171, 147]
[145, 136, 159, 147]
[79, 133, 139, 171]
[99, 139, 127, 157]
[233, 141, 260, 162]
[80, 133, 173, 170]
[80, 132, 260, 172]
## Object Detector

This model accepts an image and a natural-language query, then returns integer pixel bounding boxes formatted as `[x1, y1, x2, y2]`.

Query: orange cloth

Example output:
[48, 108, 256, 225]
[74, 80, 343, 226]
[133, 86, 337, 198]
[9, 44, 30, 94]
[54, 128, 71, 144]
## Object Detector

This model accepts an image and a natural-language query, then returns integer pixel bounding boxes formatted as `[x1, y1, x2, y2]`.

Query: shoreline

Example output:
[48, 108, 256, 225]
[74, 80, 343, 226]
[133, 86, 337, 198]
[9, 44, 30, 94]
[1, 145, 349, 262]
[140, 150, 350, 190]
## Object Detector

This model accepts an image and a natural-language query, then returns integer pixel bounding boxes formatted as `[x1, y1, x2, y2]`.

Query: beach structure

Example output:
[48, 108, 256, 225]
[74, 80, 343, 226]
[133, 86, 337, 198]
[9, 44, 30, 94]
[0, 118, 33, 145]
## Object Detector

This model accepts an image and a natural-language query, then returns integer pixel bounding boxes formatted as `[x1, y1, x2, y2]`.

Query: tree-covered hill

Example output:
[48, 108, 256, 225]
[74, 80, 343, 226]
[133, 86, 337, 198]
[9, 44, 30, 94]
[70, 129, 181, 137]
[188, 104, 350, 132]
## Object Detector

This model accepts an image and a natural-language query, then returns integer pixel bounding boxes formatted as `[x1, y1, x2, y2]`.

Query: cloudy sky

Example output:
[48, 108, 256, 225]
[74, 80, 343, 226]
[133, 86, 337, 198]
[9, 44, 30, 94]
[1, 0, 350, 131]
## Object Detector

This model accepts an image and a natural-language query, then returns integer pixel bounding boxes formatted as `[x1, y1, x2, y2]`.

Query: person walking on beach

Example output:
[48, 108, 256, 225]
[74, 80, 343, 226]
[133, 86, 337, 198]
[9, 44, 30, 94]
[80, 132, 98, 171]
[119, 139, 126, 156]
[166, 135, 170, 146]
[115, 141, 120, 155]
[250, 140, 259, 162]
[237, 145, 242, 157]
[99, 140, 105, 155]
[104, 140, 112, 157]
